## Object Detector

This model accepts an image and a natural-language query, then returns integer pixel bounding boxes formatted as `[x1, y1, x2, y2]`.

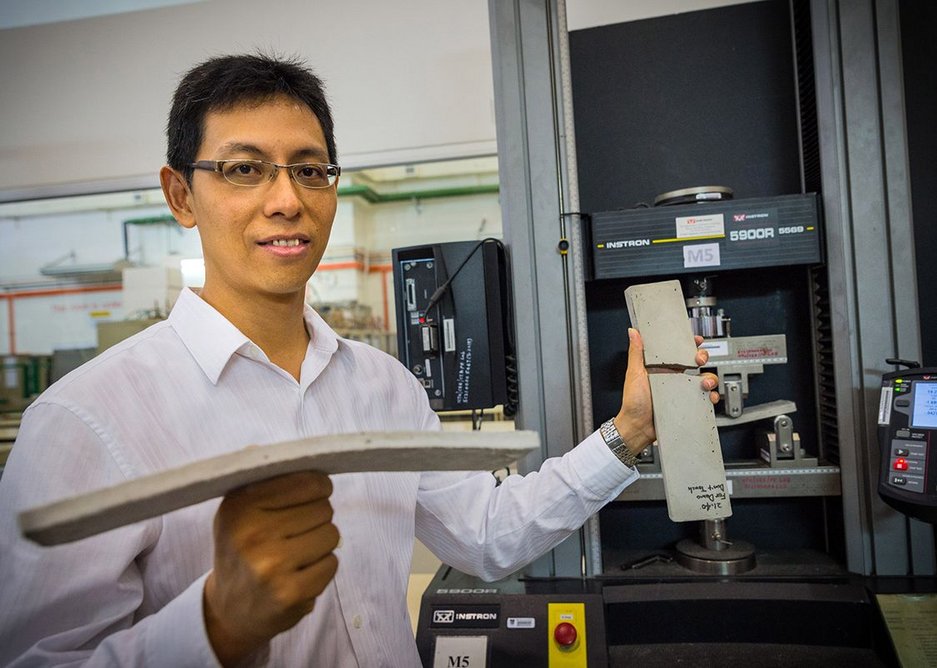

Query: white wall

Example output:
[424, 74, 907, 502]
[0, 0, 761, 199]
[0, 206, 198, 282]
[364, 195, 503, 251]
[7, 291, 126, 355]
[0, 0, 496, 197]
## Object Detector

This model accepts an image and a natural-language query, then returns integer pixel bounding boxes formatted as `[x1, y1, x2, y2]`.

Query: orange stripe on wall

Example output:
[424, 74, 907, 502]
[0, 284, 120, 300]
[1, 284, 121, 355]
[317, 261, 365, 271]
[316, 261, 393, 273]
[2, 265, 398, 352]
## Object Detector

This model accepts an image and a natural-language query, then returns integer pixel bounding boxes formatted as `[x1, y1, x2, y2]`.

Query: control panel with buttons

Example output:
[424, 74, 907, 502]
[417, 569, 607, 666]
[878, 367, 937, 523]
[547, 603, 588, 667]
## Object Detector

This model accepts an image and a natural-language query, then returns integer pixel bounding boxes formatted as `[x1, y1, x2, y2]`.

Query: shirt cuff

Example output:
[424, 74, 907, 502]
[143, 573, 222, 668]
[566, 429, 640, 500]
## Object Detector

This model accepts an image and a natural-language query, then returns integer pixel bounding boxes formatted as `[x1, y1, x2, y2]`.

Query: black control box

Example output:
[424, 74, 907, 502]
[588, 193, 823, 280]
[416, 568, 608, 666]
[878, 367, 937, 523]
[392, 240, 515, 413]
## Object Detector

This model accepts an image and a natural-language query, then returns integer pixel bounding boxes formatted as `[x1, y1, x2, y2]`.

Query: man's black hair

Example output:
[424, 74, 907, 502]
[166, 53, 337, 181]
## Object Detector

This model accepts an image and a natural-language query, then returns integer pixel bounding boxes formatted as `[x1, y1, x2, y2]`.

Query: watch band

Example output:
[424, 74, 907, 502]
[600, 418, 639, 468]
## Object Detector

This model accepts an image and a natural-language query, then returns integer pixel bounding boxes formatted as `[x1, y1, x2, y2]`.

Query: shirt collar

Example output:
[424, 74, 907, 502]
[169, 288, 250, 384]
[299, 306, 340, 391]
[303, 304, 340, 357]
[168, 288, 339, 385]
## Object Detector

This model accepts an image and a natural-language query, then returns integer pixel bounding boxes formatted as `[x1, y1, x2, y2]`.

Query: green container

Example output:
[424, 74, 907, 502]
[1, 355, 51, 411]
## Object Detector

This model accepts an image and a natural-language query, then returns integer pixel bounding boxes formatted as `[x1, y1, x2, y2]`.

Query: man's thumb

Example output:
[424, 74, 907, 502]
[627, 328, 645, 371]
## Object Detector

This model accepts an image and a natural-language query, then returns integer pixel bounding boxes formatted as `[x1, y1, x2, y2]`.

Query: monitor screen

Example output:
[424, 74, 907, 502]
[911, 381, 937, 429]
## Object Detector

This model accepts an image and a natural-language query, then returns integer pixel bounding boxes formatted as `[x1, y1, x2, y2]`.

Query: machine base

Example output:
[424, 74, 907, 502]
[416, 564, 914, 667]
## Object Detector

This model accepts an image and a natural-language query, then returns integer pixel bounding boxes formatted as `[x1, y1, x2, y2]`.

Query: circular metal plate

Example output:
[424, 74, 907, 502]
[654, 185, 734, 206]
[675, 538, 757, 575]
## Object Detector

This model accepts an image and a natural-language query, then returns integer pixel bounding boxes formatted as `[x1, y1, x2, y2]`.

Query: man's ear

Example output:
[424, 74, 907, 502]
[160, 166, 197, 230]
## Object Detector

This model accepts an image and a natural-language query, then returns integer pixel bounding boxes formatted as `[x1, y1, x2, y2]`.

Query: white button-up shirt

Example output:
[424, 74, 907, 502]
[0, 288, 636, 666]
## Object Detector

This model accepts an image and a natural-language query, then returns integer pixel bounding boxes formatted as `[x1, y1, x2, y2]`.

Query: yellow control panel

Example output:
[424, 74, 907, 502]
[547, 602, 588, 667]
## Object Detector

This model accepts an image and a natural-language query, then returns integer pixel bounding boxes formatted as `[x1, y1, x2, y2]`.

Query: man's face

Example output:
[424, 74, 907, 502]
[165, 95, 338, 309]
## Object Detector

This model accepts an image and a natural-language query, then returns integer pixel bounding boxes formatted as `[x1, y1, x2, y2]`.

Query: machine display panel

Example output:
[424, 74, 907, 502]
[911, 381, 937, 429]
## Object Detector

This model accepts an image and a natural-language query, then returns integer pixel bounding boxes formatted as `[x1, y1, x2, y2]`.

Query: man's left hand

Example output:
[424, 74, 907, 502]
[613, 329, 719, 454]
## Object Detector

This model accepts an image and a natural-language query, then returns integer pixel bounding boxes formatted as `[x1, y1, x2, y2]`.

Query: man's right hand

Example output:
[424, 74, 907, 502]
[203, 470, 339, 667]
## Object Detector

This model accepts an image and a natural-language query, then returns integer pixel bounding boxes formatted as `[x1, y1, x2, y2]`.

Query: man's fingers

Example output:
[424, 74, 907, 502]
[701, 372, 720, 405]
[630, 329, 716, 404]
[228, 471, 333, 509]
[277, 498, 335, 539]
[294, 553, 340, 601]
[261, 552, 340, 630]
[693, 335, 710, 367]
[288, 523, 341, 571]
[626, 328, 645, 373]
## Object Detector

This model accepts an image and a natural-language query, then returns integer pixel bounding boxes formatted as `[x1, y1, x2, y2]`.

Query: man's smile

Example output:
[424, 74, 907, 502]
[257, 235, 312, 256]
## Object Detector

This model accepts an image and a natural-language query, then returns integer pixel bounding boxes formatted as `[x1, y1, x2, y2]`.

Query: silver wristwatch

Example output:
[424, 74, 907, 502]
[600, 418, 638, 468]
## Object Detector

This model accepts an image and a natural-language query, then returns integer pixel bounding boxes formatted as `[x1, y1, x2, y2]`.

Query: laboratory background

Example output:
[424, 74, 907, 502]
[1, 1, 935, 666]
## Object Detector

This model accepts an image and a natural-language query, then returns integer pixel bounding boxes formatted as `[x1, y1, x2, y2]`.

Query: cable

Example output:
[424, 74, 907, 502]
[420, 237, 520, 419]
[503, 352, 519, 418]
[421, 237, 504, 321]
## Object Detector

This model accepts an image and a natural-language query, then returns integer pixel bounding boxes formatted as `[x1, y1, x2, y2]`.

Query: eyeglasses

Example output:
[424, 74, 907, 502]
[190, 159, 341, 189]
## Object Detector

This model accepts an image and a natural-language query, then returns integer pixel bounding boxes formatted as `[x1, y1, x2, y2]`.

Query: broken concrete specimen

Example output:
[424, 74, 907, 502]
[650, 373, 732, 522]
[20, 430, 539, 547]
[624, 279, 698, 368]
[624, 279, 731, 522]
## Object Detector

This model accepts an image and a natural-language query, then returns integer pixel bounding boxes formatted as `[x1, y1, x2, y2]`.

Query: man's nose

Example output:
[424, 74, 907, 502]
[263, 166, 302, 218]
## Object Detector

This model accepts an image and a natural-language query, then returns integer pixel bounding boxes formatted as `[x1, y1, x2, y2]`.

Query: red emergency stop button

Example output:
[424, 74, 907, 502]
[893, 458, 909, 471]
[554, 621, 578, 648]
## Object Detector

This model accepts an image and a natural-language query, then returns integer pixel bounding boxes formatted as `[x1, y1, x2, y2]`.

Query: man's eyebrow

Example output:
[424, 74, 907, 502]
[213, 143, 330, 163]
[215, 142, 265, 157]
[291, 147, 331, 162]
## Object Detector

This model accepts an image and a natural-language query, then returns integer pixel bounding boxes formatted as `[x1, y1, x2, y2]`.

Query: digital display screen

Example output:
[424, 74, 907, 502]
[911, 381, 937, 429]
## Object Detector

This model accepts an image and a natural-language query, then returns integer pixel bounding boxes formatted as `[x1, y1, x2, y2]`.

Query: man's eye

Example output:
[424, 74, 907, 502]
[298, 165, 324, 178]
[231, 162, 261, 175]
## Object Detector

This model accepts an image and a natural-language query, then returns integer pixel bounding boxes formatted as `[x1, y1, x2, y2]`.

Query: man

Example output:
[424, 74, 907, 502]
[0, 54, 717, 666]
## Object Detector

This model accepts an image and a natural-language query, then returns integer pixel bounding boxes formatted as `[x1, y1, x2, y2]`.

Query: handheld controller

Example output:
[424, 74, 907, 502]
[878, 365, 937, 523]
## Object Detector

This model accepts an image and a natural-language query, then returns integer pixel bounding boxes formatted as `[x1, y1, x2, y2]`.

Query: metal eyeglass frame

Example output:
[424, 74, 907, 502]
[189, 159, 341, 189]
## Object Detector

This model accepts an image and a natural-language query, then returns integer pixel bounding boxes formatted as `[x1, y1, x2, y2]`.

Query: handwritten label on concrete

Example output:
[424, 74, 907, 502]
[687, 482, 729, 514]
[650, 373, 732, 522]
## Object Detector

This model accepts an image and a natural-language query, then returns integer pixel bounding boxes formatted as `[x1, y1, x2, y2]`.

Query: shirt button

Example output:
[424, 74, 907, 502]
[352, 615, 363, 629]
